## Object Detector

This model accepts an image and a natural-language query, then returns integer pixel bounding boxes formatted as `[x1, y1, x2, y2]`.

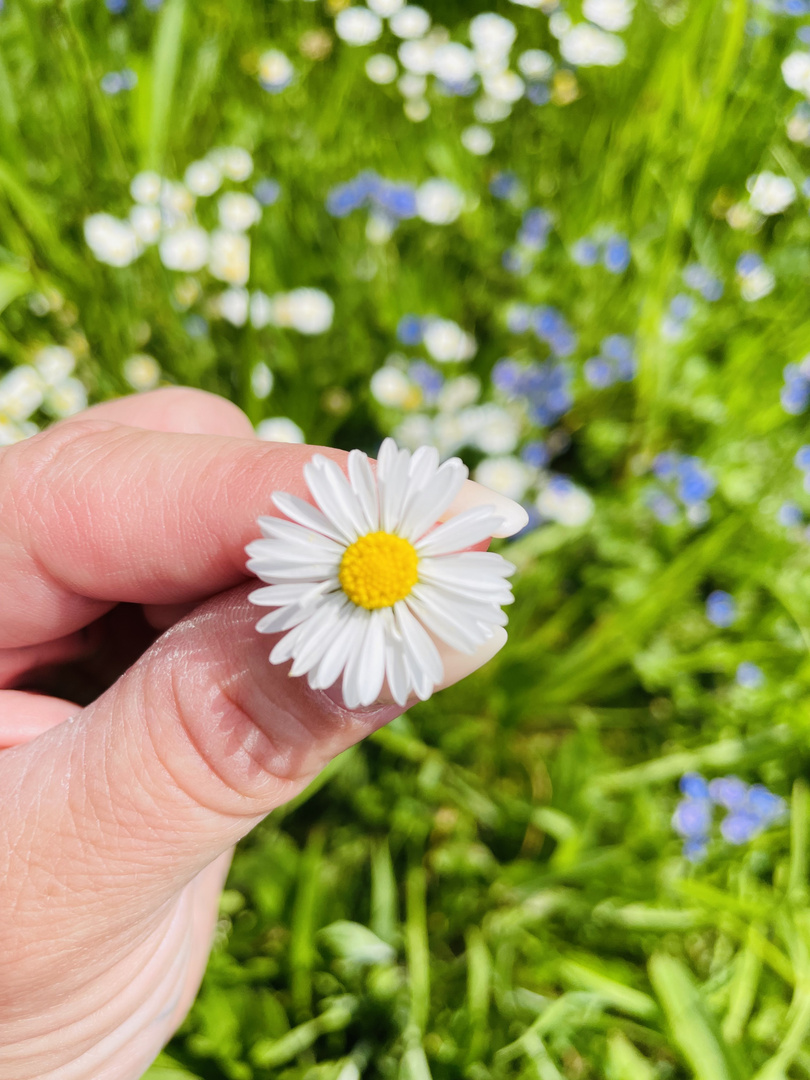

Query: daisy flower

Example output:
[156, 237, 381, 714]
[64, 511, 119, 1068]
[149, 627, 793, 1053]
[246, 439, 515, 708]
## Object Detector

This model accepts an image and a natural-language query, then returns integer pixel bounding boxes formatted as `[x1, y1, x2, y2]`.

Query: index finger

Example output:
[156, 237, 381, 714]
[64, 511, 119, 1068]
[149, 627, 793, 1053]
[0, 419, 527, 649]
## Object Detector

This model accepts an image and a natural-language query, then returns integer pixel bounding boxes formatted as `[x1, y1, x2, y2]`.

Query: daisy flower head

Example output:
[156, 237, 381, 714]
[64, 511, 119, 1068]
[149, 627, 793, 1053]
[246, 439, 516, 709]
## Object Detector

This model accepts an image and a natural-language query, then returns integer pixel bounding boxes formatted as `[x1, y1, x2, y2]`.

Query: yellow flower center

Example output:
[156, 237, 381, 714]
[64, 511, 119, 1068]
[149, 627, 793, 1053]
[338, 531, 419, 610]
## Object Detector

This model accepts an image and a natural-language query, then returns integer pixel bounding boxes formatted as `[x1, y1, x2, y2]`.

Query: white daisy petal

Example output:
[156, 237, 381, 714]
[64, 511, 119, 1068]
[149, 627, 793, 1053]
[247, 558, 339, 583]
[341, 611, 374, 708]
[248, 581, 333, 607]
[305, 456, 368, 539]
[406, 589, 489, 653]
[289, 597, 351, 677]
[381, 444, 414, 532]
[309, 608, 365, 690]
[376, 437, 398, 483]
[256, 605, 314, 634]
[271, 491, 347, 542]
[408, 444, 441, 482]
[399, 459, 469, 542]
[348, 448, 380, 531]
[394, 601, 444, 686]
[358, 611, 387, 705]
[415, 505, 506, 556]
[257, 515, 345, 555]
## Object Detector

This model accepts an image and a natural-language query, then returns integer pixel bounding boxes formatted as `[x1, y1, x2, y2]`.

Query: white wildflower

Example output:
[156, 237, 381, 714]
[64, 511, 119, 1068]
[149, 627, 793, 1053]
[159, 226, 210, 272]
[123, 354, 161, 391]
[746, 172, 796, 216]
[366, 54, 399, 83]
[218, 192, 262, 232]
[389, 5, 431, 38]
[560, 24, 626, 66]
[335, 7, 383, 45]
[84, 214, 142, 267]
[423, 318, 476, 362]
[256, 416, 305, 443]
[246, 438, 515, 707]
[209, 230, 251, 286]
[184, 159, 223, 197]
[416, 179, 465, 224]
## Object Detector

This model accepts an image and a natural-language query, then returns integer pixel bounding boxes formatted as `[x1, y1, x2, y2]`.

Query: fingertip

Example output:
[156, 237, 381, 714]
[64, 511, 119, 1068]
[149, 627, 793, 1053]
[79, 387, 256, 439]
[445, 480, 529, 538]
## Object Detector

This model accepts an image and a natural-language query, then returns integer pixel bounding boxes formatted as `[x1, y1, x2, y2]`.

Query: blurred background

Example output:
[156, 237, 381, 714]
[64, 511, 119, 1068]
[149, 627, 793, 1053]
[4, 0, 810, 1075]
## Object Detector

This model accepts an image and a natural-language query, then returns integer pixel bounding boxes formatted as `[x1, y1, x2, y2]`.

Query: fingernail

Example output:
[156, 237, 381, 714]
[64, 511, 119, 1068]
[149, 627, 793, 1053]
[447, 481, 529, 538]
[436, 626, 508, 690]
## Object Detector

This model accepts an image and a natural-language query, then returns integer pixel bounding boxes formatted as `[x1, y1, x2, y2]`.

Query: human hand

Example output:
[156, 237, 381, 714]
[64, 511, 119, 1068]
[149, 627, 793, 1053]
[0, 388, 526, 1080]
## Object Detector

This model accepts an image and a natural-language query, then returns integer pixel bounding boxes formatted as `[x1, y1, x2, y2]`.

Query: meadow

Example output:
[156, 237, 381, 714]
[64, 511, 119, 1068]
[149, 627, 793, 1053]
[3, 0, 810, 1075]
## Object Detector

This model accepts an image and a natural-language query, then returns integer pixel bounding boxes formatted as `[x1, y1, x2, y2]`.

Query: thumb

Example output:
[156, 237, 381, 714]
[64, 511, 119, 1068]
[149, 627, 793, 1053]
[0, 578, 507, 995]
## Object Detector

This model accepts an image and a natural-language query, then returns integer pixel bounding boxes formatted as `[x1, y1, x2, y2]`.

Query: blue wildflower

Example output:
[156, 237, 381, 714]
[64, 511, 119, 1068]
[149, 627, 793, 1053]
[105, 0, 127, 11]
[683, 263, 723, 302]
[746, 785, 786, 823]
[518, 208, 552, 251]
[527, 82, 551, 105]
[676, 456, 716, 504]
[652, 451, 678, 481]
[489, 171, 520, 200]
[795, 446, 810, 471]
[492, 358, 523, 395]
[397, 315, 424, 346]
[327, 180, 368, 218]
[604, 235, 631, 274]
[571, 238, 600, 266]
[521, 440, 549, 468]
[736, 252, 763, 278]
[721, 813, 761, 844]
[736, 661, 764, 688]
[584, 357, 615, 388]
[254, 179, 281, 206]
[672, 798, 712, 838]
[683, 837, 709, 862]
[706, 590, 736, 627]
[670, 293, 695, 321]
[680, 772, 710, 800]
[778, 501, 803, 527]
[647, 490, 679, 523]
[708, 775, 748, 809]
[375, 181, 418, 220]
[408, 360, 443, 404]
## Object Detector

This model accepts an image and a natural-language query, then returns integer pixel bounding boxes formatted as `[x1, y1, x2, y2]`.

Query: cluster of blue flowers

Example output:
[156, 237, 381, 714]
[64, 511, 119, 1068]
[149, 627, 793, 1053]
[571, 234, 632, 274]
[503, 208, 554, 275]
[506, 303, 577, 358]
[583, 334, 637, 388]
[646, 451, 717, 525]
[326, 171, 417, 222]
[492, 357, 573, 426]
[673, 772, 786, 861]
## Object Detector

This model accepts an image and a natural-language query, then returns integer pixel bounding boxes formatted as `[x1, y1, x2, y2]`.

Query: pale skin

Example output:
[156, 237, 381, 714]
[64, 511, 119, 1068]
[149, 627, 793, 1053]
[0, 388, 523, 1080]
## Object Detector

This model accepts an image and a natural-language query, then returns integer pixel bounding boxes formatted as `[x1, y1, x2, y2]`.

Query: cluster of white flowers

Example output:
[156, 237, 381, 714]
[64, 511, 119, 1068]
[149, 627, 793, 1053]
[84, 147, 334, 340]
[212, 286, 334, 334]
[338, 0, 631, 133]
[84, 147, 261, 283]
[0, 346, 87, 446]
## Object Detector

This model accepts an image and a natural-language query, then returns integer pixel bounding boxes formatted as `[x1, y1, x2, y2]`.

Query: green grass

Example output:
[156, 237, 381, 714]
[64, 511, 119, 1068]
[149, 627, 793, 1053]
[5, 0, 810, 1075]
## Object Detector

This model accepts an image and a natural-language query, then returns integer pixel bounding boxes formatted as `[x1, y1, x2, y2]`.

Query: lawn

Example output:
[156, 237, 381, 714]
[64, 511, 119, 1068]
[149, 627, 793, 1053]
[3, 0, 810, 1075]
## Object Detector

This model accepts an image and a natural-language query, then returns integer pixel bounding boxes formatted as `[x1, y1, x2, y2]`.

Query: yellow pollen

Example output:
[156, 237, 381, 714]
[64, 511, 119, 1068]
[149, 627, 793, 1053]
[338, 531, 419, 610]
